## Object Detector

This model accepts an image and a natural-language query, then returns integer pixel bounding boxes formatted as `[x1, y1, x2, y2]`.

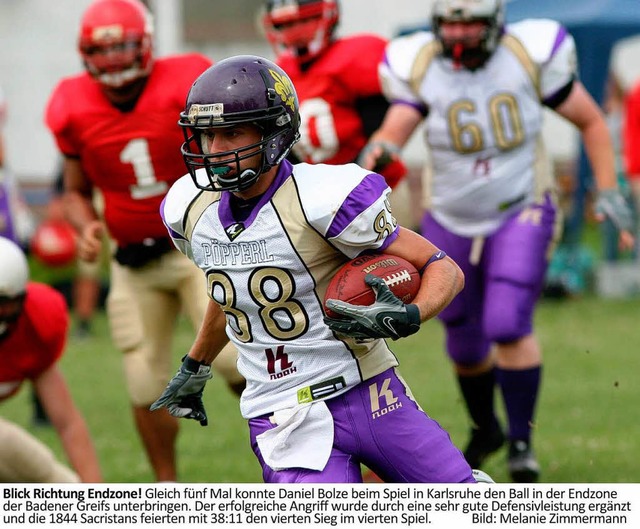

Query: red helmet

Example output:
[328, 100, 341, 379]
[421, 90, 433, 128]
[262, 0, 339, 63]
[78, 0, 153, 88]
[30, 220, 77, 268]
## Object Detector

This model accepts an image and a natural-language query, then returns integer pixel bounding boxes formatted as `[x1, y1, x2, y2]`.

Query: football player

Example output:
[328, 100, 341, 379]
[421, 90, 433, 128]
[45, 0, 244, 482]
[0, 236, 102, 483]
[360, 0, 634, 482]
[148, 55, 495, 484]
[261, 0, 405, 188]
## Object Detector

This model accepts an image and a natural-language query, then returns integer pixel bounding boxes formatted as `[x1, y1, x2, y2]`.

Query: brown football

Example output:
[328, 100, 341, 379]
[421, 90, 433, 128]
[324, 254, 420, 319]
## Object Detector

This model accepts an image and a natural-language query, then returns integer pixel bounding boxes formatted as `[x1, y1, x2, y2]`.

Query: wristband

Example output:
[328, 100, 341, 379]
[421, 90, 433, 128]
[419, 250, 447, 275]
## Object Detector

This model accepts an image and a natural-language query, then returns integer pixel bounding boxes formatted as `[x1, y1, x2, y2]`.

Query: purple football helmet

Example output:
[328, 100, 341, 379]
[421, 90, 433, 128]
[179, 55, 300, 192]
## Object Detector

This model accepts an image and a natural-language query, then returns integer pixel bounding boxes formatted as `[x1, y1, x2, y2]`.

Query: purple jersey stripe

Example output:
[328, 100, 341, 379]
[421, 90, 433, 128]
[549, 25, 568, 59]
[218, 160, 294, 230]
[327, 172, 389, 239]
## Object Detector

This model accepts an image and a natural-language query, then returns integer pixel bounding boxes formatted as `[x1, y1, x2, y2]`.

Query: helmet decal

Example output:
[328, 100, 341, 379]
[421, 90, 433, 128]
[269, 69, 297, 112]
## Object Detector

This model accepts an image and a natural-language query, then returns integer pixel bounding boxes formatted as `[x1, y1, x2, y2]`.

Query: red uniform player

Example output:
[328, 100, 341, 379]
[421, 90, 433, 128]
[262, 0, 405, 187]
[45, 0, 243, 482]
[0, 236, 102, 482]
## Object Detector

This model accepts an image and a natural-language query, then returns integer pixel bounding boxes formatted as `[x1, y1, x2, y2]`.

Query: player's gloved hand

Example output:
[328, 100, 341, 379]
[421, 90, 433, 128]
[357, 141, 406, 188]
[594, 189, 634, 232]
[324, 274, 421, 340]
[150, 355, 212, 426]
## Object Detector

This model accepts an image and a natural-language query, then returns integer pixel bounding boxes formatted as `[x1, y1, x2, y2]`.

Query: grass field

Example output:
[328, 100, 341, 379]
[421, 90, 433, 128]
[1, 293, 639, 484]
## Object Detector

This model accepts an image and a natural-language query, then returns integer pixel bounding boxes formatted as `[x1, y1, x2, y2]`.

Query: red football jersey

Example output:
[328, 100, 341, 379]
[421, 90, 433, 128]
[45, 54, 212, 245]
[278, 34, 387, 166]
[0, 283, 68, 402]
[624, 83, 640, 180]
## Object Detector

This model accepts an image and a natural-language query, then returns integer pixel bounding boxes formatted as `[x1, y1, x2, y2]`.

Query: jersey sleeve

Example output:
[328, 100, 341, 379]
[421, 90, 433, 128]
[340, 35, 387, 98]
[295, 163, 399, 258]
[161, 172, 220, 260]
[508, 19, 578, 103]
[624, 84, 640, 177]
[24, 283, 69, 376]
[379, 31, 433, 114]
[44, 80, 78, 157]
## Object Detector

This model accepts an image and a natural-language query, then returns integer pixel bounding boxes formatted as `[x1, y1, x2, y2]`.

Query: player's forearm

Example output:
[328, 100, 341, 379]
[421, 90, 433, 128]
[413, 257, 464, 322]
[369, 103, 422, 148]
[187, 300, 229, 366]
[57, 412, 102, 482]
[63, 190, 99, 233]
[581, 117, 617, 191]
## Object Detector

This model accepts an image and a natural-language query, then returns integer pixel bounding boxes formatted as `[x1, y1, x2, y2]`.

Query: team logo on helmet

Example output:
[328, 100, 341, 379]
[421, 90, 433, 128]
[269, 69, 296, 112]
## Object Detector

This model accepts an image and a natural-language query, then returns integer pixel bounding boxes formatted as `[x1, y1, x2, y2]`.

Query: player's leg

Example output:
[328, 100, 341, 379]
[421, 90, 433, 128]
[173, 252, 245, 396]
[107, 259, 180, 482]
[421, 213, 504, 468]
[0, 417, 79, 483]
[483, 196, 559, 482]
[340, 368, 475, 483]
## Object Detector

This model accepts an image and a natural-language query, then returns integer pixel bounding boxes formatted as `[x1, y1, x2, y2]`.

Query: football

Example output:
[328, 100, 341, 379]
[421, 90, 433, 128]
[324, 254, 421, 318]
[30, 219, 78, 268]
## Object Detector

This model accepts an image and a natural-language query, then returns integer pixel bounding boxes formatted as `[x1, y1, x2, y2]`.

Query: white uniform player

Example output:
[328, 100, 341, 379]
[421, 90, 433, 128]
[361, 0, 633, 483]
[152, 55, 479, 484]
[381, 18, 574, 237]
[163, 162, 402, 418]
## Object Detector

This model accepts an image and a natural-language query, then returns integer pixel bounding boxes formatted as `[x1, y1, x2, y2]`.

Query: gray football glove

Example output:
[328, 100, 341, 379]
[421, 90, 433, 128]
[150, 355, 212, 426]
[324, 274, 421, 340]
[594, 189, 634, 232]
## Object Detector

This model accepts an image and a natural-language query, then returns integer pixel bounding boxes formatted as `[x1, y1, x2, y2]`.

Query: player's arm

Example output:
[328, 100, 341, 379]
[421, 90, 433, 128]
[62, 156, 104, 261]
[359, 104, 423, 171]
[384, 227, 464, 322]
[185, 299, 229, 365]
[555, 81, 634, 249]
[34, 366, 102, 482]
[150, 300, 229, 426]
[324, 227, 463, 340]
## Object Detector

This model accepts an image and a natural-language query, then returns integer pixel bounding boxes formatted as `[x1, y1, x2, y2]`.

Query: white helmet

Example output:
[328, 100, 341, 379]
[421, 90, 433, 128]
[0, 237, 29, 334]
[432, 0, 504, 68]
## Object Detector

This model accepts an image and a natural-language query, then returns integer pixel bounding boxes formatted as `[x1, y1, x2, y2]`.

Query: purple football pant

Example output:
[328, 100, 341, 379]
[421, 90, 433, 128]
[248, 368, 474, 483]
[421, 195, 559, 366]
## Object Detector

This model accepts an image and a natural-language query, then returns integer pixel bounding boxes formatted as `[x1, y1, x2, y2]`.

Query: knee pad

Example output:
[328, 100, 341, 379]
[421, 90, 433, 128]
[0, 418, 79, 483]
[483, 279, 536, 343]
[122, 345, 171, 407]
[445, 319, 491, 367]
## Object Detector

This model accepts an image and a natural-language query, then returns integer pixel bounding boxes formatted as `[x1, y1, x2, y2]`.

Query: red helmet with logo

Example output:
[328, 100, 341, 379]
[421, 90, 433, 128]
[78, 0, 153, 88]
[262, 0, 339, 63]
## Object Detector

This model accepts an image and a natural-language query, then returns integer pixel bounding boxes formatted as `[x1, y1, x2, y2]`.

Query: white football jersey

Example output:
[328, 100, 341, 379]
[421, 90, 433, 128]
[162, 161, 401, 418]
[381, 19, 576, 237]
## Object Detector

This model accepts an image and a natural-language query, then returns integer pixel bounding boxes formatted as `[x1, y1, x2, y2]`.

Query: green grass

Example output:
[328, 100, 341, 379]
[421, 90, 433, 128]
[2, 294, 639, 483]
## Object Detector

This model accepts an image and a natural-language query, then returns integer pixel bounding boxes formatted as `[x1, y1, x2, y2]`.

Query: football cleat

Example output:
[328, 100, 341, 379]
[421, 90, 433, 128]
[472, 468, 495, 483]
[463, 425, 505, 469]
[508, 440, 540, 483]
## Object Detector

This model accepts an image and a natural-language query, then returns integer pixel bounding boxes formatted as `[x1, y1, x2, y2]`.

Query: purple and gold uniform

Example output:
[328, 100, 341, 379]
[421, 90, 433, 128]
[162, 159, 474, 483]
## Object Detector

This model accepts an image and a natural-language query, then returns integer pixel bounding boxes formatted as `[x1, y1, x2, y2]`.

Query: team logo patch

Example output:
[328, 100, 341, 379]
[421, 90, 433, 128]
[225, 223, 245, 241]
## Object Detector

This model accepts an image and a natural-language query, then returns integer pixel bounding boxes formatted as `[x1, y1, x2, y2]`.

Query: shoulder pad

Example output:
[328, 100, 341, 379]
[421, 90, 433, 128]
[385, 31, 437, 83]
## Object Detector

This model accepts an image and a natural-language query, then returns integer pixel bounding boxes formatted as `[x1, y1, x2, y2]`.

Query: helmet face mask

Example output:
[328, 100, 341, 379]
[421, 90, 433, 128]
[262, 0, 339, 63]
[0, 237, 29, 336]
[179, 55, 300, 193]
[78, 0, 154, 88]
[432, 0, 504, 69]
